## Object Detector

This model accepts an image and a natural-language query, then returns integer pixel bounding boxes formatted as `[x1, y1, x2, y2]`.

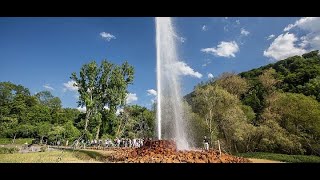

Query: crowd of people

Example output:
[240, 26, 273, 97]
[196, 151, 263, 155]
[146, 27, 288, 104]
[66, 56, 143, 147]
[73, 138, 147, 149]
[49, 136, 212, 151]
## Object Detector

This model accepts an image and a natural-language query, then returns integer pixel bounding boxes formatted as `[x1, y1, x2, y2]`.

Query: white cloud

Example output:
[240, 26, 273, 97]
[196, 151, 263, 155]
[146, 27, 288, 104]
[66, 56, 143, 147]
[267, 34, 275, 40]
[171, 61, 202, 78]
[147, 89, 157, 105]
[100, 32, 116, 41]
[147, 89, 157, 96]
[77, 106, 86, 112]
[306, 34, 320, 49]
[225, 17, 228, 19]
[240, 28, 250, 36]
[284, 17, 320, 32]
[236, 20, 240, 25]
[299, 36, 308, 48]
[126, 93, 138, 104]
[284, 24, 295, 32]
[202, 25, 208, 31]
[104, 106, 109, 110]
[263, 33, 306, 61]
[201, 41, 239, 58]
[43, 84, 54, 91]
[283, 17, 320, 50]
[63, 80, 78, 92]
[208, 73, 214, 78]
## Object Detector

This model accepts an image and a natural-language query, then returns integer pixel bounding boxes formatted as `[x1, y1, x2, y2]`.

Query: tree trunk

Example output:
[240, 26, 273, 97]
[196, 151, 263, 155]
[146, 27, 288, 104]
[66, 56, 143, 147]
[95, 125, 100, 140]
[12, 134, 17, 144]
[116, 114, 127, 137]
[116, 120, 122, 137]
[234, 142, 238, 153]
[40, 136, 44, 144]
[84, 109, 91, 131]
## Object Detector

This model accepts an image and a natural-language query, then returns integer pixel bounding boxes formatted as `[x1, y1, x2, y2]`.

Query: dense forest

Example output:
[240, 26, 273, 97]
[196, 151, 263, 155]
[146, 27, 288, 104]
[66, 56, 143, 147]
[186, 50, 320, 155]
[1, 51, 320, 156]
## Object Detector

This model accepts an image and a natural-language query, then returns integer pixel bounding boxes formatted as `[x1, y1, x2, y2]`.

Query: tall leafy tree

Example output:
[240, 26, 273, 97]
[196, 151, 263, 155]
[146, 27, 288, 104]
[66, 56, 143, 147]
[71, 61, 100, 132]
[192, 85, 256, 153]
[214, 72, 249, 98]
[71, 60, 134, 138]
[117, 105, 155, 138]
[35, 91, 62, 110]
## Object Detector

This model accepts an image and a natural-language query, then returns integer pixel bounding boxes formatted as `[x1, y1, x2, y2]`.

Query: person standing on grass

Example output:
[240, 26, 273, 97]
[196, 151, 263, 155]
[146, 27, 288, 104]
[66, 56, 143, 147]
[203, 136, 209, 151]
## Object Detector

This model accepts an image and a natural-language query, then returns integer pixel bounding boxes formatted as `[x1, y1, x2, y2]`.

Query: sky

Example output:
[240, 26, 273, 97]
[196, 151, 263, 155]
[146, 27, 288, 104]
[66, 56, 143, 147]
[1, 17, 320, 110]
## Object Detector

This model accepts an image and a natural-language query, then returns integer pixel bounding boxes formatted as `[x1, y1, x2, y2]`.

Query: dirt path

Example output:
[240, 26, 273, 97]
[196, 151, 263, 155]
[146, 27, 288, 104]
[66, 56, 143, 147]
[249, 158, 284, 163]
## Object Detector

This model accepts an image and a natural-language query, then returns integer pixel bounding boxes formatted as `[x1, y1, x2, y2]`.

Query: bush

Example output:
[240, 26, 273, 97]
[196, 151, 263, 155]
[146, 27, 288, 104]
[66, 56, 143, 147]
[0, 147, 19, 154]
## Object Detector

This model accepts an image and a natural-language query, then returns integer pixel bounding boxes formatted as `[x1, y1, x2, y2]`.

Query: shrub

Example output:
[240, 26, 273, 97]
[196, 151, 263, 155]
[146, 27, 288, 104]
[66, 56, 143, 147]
[0, 147, 19, 154]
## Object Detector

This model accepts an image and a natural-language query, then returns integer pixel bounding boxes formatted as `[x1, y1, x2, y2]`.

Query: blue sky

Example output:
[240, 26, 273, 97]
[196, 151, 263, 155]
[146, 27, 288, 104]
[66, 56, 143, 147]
[1, 17, 319, 109]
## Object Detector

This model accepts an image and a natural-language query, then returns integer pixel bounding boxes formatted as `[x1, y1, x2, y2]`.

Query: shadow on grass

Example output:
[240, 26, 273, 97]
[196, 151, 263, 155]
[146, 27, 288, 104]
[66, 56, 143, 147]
[63, 148, 112, 162]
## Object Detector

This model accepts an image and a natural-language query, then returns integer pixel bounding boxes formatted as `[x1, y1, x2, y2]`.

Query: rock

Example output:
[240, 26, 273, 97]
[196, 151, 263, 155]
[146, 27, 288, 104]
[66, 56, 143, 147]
[109, 140, 250, 163]
[131, 151, 137, 157]
[201, 155, 206, 160]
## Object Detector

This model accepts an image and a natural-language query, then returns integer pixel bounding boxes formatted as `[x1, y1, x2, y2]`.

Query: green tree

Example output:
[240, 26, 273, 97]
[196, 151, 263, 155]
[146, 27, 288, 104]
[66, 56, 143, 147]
[71, 60, 134, 139]
[261, 92, 320, 154]
[120, 105, 155, 138]
[18, 124, 36, 138]
[258, 68, 280, 94]
[255, 120, 303, 154]
[71, 61, 99, 131]
[36, 122, 51, 144]
[215, 72, 249, 98]
[304, 76, 320, 101]
[192, 85, 254, 152]
[48, 125, 65, 143]
[240, 105, 256, 123]
[63, 121, 81, 141]
[35, 91, 54, 106]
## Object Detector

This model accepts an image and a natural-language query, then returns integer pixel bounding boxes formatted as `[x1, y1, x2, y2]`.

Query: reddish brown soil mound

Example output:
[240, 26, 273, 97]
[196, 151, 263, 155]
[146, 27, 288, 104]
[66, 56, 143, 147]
[109, 140, 251, 163]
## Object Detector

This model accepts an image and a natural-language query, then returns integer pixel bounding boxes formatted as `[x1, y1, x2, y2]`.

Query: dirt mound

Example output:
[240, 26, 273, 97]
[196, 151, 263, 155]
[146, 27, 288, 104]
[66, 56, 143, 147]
[109, 140, 251, 163]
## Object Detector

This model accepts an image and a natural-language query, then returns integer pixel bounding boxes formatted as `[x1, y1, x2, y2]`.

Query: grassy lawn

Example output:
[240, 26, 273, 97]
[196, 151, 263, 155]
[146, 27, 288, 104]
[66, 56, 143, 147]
[0, 138, 32, 145]
[0, 149, 112, 163]
[237, 152, 320, 163]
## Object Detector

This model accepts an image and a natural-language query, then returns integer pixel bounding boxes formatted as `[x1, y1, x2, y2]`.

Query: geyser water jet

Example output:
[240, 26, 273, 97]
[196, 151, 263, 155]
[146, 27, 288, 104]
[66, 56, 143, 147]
[155, 17, 189, 150]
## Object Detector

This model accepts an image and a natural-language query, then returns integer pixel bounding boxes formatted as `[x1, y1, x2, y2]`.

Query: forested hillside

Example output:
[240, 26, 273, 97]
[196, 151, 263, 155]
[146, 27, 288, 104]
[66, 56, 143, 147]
[185, 50, 320, 155]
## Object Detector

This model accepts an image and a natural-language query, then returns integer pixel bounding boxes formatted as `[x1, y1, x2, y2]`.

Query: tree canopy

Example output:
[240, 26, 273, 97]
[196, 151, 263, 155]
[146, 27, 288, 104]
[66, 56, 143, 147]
[186, 50, 320, 155]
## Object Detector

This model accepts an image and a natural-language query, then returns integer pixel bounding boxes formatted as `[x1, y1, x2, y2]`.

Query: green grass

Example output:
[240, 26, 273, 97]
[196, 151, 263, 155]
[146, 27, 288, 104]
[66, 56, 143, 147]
[0, 138, 32, 145]
[237, 152, 320, 163]
[0, 150, 107, 163]
[0, 148, 115, 163]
